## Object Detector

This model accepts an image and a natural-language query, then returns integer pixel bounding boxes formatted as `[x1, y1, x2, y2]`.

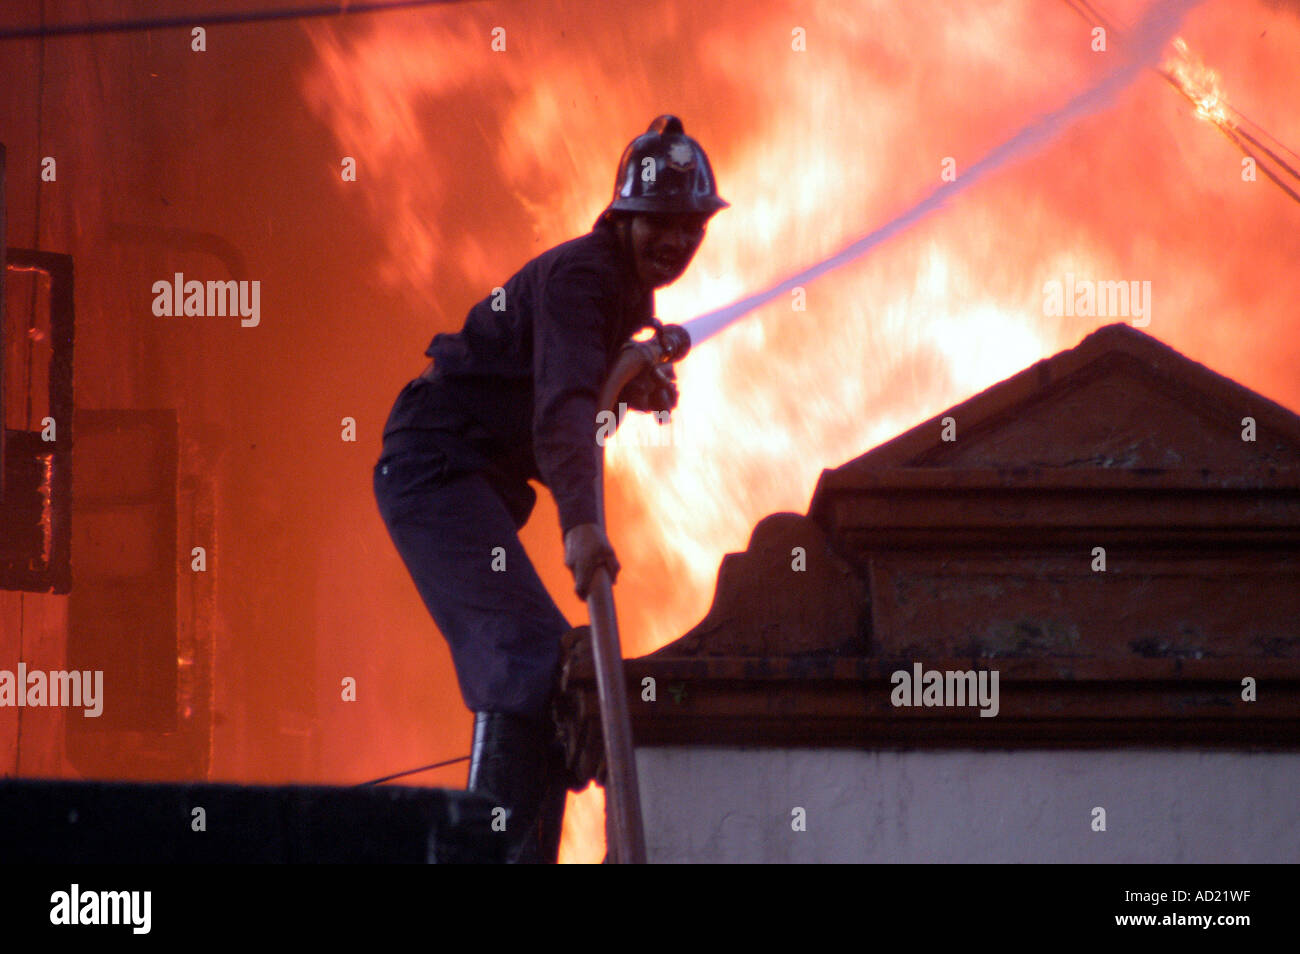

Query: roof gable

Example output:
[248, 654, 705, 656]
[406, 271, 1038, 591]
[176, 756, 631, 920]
[821, 323, 1300, 481]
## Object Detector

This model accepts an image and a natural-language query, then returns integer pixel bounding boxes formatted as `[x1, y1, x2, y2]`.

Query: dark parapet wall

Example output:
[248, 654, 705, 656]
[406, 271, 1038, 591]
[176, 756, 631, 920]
[0, 778, 505, 863]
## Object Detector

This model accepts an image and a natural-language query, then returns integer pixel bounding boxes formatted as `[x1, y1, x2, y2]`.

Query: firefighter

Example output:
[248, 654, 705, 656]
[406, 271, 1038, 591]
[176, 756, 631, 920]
[372, 115, 728, 862]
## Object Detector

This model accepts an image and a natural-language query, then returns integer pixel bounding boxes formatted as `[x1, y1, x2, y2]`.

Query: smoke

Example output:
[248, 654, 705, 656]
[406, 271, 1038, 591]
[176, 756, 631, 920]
[683, 0, 1208, 345]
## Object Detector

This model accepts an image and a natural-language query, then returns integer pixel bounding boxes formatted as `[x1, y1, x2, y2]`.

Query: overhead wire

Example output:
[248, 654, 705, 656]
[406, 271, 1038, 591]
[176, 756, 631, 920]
[1059, 0, 1300, 208]
[0, 0, 480, 41]
[358, 754, 470, 787]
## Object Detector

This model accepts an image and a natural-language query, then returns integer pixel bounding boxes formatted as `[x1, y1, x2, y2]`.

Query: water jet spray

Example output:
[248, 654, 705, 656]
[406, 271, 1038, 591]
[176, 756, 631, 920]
[682, 0, 1206, 347]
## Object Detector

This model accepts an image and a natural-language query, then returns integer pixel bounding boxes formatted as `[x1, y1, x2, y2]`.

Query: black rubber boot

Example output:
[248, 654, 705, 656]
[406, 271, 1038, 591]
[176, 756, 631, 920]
[467, 710, 566, 864]
[534, 742, 569, 863]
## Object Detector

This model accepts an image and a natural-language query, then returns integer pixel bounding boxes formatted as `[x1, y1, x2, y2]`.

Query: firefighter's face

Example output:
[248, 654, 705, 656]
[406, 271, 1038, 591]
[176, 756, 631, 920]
[628, 213, 709, 288]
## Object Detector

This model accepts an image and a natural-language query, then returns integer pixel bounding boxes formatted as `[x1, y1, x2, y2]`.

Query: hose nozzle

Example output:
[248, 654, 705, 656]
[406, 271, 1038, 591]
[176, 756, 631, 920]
[654, 323, 691, 364]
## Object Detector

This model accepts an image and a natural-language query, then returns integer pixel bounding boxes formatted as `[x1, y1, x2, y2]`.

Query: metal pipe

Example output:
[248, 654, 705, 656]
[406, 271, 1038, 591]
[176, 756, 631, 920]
[587, 323, 690, 864]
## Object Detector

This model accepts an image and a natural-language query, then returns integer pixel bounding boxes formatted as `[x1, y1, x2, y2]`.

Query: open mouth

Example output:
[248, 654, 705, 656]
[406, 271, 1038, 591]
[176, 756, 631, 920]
[652, 253, 682, 274]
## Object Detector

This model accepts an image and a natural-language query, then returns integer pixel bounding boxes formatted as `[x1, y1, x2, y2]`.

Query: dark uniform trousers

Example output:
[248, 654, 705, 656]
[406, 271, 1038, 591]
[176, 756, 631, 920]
[372, 377, 572, 719]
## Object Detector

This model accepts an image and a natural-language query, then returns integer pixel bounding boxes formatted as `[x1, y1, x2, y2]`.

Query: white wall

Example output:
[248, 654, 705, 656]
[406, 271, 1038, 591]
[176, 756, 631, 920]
[636, 747, 1300, 863]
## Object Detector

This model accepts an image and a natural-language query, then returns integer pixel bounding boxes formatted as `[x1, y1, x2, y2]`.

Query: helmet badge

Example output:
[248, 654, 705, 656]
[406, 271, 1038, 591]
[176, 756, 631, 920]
[665, 141, 696, 172]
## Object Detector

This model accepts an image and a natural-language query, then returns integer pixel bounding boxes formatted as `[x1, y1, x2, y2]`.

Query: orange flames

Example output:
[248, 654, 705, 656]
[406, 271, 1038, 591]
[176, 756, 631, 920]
[303, 0, 1300, 862]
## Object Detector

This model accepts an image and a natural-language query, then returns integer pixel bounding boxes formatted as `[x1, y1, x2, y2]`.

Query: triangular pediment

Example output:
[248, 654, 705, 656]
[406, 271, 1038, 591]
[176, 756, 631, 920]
[821, 323, 1300, 481]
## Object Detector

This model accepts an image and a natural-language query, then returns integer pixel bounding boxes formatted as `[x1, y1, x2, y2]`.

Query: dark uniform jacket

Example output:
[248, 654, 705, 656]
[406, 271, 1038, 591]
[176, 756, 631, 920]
[381, 220, 654, 533]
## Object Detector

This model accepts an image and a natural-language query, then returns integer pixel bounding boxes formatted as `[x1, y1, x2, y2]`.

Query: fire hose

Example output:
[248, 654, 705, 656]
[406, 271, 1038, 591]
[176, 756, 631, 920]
[586, 321, 691, 865]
